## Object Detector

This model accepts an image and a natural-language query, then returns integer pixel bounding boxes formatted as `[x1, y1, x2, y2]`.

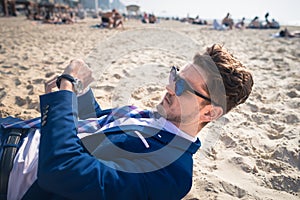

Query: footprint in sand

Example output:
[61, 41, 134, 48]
[26, 97, 39, 111]
[19, 66, 29, 70]
[247, 103, 259, 112]
[286, 90, 298, 98]
[45, 72, 55, 78]
[287, 100, 300, 109]
[95, 85, 115, 92]
[285, 114, 299, 124]
[2, 65, 12, 69]
[266, 129, 284, 140]
[113, 74, 121, 79]
[32, 78, 44, 84]
[270, 175, 300, 194]
[229, 157, 252, 173]
[288, 83, 300, 91]
[260, 107, 276, 114]
[256, 159, 284, 173]
[15, 96, 26, 106]
[0, 88, 6, 101]
[271, 146, 300, 170]
[220, 135, 237, 148]
[14, 78, 21, 86]
[251, 113, 269, 125]
[220, 181, 247, 198]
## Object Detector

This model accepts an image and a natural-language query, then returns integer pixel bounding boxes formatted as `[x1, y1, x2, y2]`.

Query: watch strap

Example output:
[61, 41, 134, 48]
[56, 74, 76, 89]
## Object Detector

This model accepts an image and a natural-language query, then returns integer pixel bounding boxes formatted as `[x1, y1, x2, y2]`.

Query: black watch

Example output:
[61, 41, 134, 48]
[56, 74, 83, 94]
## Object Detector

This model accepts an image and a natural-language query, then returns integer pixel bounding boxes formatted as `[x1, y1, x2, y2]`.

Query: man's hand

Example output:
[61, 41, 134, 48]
[62, 59, 94, 90]
[44, 59, 94, 94]
[44, 76, 58, 94]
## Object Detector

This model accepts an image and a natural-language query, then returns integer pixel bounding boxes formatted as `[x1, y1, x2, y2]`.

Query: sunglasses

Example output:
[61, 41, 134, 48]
[169, 66, 216, 104]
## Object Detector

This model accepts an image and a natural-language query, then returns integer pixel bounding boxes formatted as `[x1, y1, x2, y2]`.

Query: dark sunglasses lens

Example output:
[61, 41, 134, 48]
[175, 79, 186, 96]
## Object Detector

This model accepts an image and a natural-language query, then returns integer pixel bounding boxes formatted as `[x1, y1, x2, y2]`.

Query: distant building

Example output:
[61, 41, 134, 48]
[79, 0, 94, 9]
[38, 0, 79, 7]
[79, 0, 107, 10]
[100, 0, 110, 10]
[111, 0, 125, 10]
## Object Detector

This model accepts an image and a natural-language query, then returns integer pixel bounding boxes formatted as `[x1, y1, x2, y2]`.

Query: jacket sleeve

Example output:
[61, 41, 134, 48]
[38, 90, 141, 199]
[77, 88, 102, 119]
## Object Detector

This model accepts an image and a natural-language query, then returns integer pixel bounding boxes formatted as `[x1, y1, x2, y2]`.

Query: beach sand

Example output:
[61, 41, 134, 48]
[0, 17, 299, 199]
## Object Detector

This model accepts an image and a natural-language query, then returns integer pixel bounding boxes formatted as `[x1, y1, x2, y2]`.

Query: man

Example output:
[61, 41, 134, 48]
[99, 9, 123, 29]
[99, 10, 114, 28]
[1, 0, 16, 16]
[222, 13, 234, 30]
[0, 44, 253, 199]
[112, 9, 123, 28]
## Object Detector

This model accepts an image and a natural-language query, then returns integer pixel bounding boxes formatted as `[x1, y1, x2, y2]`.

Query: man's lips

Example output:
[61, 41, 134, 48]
[164, 93, 172, 105]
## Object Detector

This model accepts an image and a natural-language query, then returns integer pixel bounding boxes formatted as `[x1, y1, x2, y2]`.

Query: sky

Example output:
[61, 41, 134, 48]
[120, 0, 300, 25]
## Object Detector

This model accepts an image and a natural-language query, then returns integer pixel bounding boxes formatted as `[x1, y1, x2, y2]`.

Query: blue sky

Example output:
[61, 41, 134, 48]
[120, 0, 300, 25]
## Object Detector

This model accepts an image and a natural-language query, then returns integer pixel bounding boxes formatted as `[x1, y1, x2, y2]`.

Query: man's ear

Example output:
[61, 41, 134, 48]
[199, 104, 223, 122]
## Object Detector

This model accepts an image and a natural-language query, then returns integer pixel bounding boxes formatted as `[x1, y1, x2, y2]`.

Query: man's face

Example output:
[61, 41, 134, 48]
[157, 64, 209, 125]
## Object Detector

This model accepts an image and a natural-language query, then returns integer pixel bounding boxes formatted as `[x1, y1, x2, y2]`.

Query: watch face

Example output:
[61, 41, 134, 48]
[74, 79, 84, 94]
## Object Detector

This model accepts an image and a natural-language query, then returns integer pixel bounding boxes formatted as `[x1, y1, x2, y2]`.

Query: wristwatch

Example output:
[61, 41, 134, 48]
[56, 74, 84, 94]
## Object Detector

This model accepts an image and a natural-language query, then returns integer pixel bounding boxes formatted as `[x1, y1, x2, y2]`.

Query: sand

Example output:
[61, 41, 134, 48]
[0, 16, 299, 199]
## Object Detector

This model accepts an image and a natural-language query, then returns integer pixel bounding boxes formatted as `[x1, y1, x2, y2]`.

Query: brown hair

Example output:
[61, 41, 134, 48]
[193, 44, 253, 113]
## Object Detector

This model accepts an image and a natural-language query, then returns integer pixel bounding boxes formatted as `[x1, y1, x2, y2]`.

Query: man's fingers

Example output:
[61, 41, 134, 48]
[82, 75, 95, 89]
[45, 76, 58, 93]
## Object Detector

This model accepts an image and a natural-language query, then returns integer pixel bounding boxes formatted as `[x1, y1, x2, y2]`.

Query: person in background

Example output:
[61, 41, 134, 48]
[235, 17, 245, 29]
[142, 12, 149, 23]
[222, 12, 234, 29]
[149, 13, 157, 23]
[1, 0, 17, 16]
[112, 9, 123, 28]
[247, 16, 261, 29]
[278, 28, 300, 38]
[99, 10, 114, 28]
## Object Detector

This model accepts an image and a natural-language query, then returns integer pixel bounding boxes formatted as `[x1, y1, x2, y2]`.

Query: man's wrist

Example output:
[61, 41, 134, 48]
[60, 79, 75, 93]
[56, 74, 83, 94]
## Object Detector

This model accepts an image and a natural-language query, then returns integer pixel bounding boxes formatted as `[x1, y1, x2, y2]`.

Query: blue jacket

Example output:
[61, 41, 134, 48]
[1, 90, 201, 200]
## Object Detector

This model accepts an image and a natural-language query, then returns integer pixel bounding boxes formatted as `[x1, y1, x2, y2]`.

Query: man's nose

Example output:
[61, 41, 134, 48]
[166, 84, 176, 96]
